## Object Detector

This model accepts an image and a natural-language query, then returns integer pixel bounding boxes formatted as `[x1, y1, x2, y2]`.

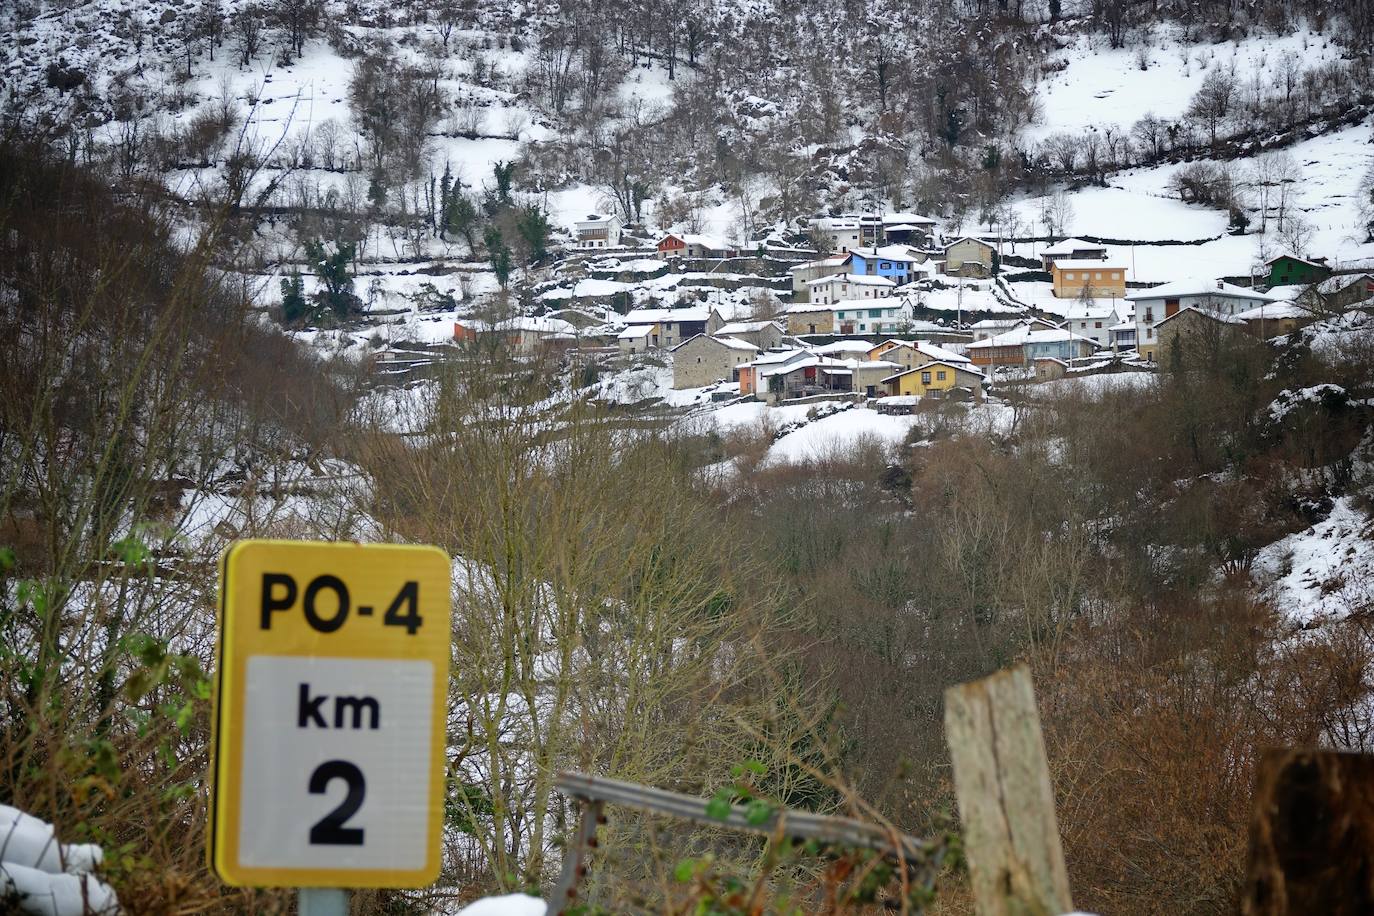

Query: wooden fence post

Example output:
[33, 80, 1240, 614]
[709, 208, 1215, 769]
[944, 664, 1072, 916]
[1243, 748, 1374, 915]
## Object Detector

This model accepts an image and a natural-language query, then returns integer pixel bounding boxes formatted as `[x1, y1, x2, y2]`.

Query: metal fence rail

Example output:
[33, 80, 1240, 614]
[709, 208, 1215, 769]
[546, 771, 943, 915]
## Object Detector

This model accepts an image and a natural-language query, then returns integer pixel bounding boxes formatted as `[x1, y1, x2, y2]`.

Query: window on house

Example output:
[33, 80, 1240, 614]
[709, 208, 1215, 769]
[869, 309, 881, 318]
[1065, 272, 1075, 280]
[921, 371, 932, 384]
[859, 323, 867, 331]
[1145, 308, 1154, 322]
[1095, 272, 1103, 279]
[937, 370, 947, 380]
[1095, 321, 1102, 328]
[880, 262, 891, 269]
[1146, 328, 1154, 339]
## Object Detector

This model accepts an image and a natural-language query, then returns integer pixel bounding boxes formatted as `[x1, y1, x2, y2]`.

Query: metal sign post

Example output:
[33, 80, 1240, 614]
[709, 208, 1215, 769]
[299, 887, 350, 915]
[207, 540, 451, 894]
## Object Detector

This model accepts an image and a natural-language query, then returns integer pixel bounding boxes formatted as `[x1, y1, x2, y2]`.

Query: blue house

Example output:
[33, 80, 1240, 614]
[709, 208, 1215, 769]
[848, 245, 929, 285]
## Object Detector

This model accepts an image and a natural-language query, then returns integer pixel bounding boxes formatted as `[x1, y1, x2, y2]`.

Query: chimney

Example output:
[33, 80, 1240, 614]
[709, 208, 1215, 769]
[1216, 279, 1224, 290]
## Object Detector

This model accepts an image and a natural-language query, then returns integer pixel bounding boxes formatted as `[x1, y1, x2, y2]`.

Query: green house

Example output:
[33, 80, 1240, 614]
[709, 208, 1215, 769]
[1266, 254, 1330, 288]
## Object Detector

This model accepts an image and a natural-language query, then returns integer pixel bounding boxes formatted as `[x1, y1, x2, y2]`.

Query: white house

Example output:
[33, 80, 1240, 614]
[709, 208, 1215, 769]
[808, 273, 896, 306]
[830, 297, 912, 335]
[809, 217, 862, 254]
[1059, 300, 1125, 349]
[1125, 278, 1274, 362]
[575, 213, 623, 249]
[1039, 237, 1108, 271]
[969, 317, 1058, 342]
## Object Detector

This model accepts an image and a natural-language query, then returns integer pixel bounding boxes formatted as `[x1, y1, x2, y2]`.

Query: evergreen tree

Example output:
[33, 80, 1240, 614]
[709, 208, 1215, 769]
[514, 206, 552, 265]
[303, 239, 360, 320]
[279, 271, 312, 325]
[484, 226, 513, 289]
[446, 193, 481, 252]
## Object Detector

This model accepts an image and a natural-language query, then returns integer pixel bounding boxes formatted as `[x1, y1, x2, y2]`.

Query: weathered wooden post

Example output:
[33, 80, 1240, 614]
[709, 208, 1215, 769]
[944, 664, 1072, 916]
[1243, 748, 1374, 915]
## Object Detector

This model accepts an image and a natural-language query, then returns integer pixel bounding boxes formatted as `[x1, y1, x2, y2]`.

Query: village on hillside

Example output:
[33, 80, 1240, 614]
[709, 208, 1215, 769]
[393, 207, 1374, 412]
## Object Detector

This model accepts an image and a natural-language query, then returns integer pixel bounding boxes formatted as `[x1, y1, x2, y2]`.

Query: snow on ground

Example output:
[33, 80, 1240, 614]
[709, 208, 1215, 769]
[1011, 185, 1227, 243]
[1254, 496, 1374, 625]
[1010, 118, 1374, 282]
[1026, 26, 1343, 142]
[764, 407, 918, 464]
[1037, 371, 1157, 397]
[455, 894, 546, 916]
[617, 59, 679, 107]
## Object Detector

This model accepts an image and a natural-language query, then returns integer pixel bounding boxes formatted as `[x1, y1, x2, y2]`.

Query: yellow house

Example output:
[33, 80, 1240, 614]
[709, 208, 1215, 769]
[882, 361, 985, 399]
[1051, 258, 1127, 299]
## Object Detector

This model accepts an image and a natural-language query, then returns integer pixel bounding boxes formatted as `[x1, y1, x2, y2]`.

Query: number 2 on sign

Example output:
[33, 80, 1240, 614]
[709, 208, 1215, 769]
[259, 575, 423, 635]
[310, 760, 366, 846]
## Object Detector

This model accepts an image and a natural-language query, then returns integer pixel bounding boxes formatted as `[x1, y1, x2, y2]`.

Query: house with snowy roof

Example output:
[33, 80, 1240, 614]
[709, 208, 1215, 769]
[454, 316, 579, 353]
[966, 326, 1099, 367]
[1051, 257, 1128, 299]
[1126, 278, 1273, 361]
[869, 339, 972, 373]
[1265, 253, 1330, 288]
[881, 361, 986, 399]
[622, 305, 724, 348]
[656, 233, 733, 259]
[575, 213, 622, 249]
[714, 319, 784, 350]
[808, 273, 896, 306]
[944, 237, 997, 278]
[969, 317, 1059, 342]
[789, 256, 850, 302]
[809, 217, 863, 254]
[849, 245, 931, 285]
[881, 212, 938, 245]
[1059, 300, 1126, 349]
[1153, 306, 1249, 363]
[831, 297, 912, 335]
[1233, 302, 1316, 339]
[786, 302, 836, 335]
[1039, 238, 1108, 272]
[671, 334, 759, 388]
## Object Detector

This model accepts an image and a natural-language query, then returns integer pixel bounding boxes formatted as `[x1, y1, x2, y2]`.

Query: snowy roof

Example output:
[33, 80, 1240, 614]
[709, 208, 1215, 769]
[850, 245, 925, 263]
[494, 317, 577, 335]
[787, 302, 837, 314]
[1124, 278, 1272, 303]
[944, 236, 996, 251]
[967, 326, 1100, 349]
[716, 320, 782, 335]
[882, 212, 937, 226]
[671, 334, 758, 352]
[1233, 302, 1312, 321]
[1155, 305, 1247, 327]
[789, 256, 849, 272]
[1040, 237, 1105, 255]
[749, 348, 812, 366]
[1033, 357, 1069, 366]
[660, 233, 728, 250]
[881, 361, 986, 383]
[624, 306, 715, 324]
[814, 340, 878, 355]
[1266, 252, 1327, 268]
[575, 213, 620, 228]
[875, 339, 972, 365]
[1053, 257, 1128, 270]
[970, 318, 1027, 329]
[829, 296, 905, 310]
[807, 273, 898, 288]
[618, 324, 655, 339]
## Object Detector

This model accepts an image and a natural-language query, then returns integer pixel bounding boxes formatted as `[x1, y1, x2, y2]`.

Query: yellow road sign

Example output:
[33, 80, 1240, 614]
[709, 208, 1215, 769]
[208, 540, 451, 888]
